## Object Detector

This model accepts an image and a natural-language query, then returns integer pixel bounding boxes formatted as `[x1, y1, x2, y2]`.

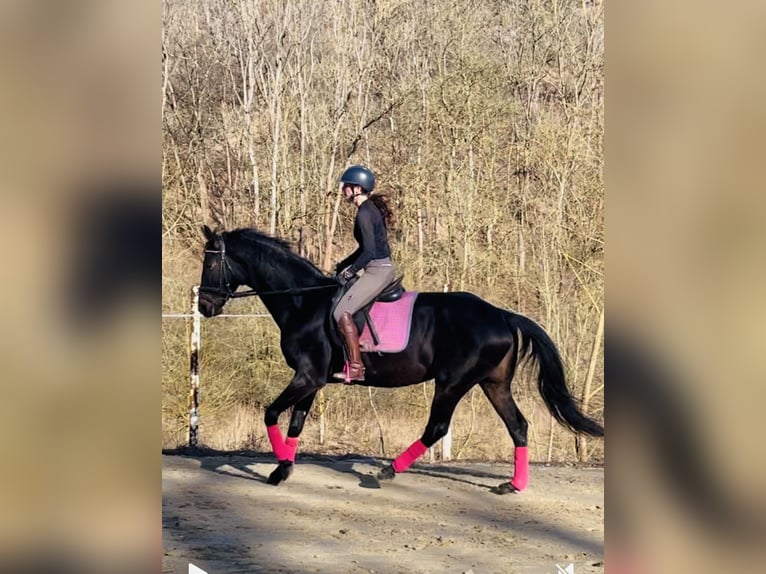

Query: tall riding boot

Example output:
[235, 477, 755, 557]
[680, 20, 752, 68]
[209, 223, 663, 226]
[333, 312, 365, 382]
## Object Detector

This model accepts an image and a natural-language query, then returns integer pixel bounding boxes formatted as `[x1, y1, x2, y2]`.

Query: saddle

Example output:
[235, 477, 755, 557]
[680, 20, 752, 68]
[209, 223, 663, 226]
[369, 275, 406, 302]
[331, 275, 406, 347]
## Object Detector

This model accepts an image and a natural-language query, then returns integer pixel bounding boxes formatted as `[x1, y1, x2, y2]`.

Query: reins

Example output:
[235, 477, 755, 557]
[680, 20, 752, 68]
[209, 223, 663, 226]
[199, 283, 338, 299]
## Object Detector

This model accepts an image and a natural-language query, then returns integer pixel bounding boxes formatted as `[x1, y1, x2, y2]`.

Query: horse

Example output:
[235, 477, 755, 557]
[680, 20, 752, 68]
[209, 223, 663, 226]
[197, 225, 603, 493]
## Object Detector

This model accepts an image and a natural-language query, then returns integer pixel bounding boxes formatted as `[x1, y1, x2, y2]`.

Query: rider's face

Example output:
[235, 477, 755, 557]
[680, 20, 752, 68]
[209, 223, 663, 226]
[342, 183, 357, 201]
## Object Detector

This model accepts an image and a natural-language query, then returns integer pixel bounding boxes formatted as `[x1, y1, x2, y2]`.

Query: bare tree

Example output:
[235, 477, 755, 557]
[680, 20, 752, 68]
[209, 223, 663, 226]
[162, 0, 604, 462]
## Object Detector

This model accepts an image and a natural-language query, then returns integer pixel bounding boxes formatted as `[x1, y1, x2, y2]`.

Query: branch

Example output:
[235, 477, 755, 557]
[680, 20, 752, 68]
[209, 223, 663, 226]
[345, 96, 403, 160]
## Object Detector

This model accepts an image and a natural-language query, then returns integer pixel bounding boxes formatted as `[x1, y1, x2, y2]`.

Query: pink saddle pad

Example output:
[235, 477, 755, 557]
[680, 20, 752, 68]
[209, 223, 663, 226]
[359, 291, 419, 353]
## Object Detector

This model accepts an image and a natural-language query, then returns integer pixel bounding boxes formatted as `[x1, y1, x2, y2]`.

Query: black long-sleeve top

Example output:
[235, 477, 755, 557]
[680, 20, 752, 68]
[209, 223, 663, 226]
[337, 200, 391, 273]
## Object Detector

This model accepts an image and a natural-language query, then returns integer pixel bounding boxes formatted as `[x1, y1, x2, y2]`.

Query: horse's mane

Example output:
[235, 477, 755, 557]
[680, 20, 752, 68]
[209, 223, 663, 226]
[224, 228, 328, 281]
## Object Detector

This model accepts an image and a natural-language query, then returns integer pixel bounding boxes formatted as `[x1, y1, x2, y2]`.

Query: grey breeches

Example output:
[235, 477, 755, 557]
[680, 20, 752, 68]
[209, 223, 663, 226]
[332, 259, 396, 322]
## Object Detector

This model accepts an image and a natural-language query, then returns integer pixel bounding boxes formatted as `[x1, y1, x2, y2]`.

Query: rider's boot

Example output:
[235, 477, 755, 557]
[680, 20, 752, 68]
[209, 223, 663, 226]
[333, 312, 365, 383]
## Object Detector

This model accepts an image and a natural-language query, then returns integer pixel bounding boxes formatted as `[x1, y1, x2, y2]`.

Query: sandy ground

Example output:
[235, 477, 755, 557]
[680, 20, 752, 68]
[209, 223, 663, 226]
[162, 453, 603, 574]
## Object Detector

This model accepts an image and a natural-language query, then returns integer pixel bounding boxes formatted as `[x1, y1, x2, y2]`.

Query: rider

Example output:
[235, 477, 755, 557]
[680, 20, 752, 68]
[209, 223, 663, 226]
[333, 165, 397, 382]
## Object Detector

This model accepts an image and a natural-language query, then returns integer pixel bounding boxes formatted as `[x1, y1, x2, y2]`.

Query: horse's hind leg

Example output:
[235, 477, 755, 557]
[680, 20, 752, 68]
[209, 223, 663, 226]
[480, 379, 530, 493]
[378, 382, 470, 481]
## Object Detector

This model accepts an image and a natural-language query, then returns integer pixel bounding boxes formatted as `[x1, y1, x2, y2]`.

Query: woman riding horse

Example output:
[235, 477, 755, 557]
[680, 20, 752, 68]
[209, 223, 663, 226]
[333, 165, 397, 382]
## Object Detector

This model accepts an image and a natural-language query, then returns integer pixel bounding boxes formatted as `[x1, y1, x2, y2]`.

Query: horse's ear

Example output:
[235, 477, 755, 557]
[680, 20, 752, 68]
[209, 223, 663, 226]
[202, 225, 215, 242]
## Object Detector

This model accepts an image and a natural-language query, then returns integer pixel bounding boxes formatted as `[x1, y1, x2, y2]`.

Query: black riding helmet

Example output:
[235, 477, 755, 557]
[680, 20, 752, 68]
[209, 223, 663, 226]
[340, 165, 375, 193]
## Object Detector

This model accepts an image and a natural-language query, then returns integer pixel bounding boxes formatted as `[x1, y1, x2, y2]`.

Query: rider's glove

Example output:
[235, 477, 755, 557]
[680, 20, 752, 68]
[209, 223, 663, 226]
[335, 266, 356, 285]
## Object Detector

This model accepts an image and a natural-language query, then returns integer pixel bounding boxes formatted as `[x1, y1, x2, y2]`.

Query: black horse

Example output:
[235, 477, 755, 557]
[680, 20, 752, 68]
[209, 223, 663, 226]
[197, 225, 603, 493]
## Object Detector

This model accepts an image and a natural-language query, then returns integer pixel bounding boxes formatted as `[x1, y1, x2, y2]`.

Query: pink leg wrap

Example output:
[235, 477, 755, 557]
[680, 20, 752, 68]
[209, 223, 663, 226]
[267, 425, 290, 461]
[510, 446, 529, 491]
[284, 436, 299, 462]
[392, 440, 428, 473]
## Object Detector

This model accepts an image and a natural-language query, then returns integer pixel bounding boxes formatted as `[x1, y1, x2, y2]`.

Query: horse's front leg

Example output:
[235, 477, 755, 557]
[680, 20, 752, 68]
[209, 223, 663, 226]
[264, 379, 319, 486]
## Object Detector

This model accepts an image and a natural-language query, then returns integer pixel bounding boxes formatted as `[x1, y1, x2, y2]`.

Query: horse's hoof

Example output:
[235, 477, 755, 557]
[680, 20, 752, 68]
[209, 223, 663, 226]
[377, 465, 396, 481]
[490, 481, 519, 495]
[267, 460, 294, 485]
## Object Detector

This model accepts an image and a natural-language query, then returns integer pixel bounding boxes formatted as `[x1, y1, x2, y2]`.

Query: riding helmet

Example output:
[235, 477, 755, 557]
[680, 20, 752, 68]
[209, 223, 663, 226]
[340, 165, 375, 193]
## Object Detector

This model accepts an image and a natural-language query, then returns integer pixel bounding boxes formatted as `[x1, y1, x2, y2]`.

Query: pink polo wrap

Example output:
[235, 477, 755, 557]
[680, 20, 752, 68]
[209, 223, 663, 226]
[267, 425, 299, 462]
[510, 446, 529, 491]
[392, 440, 428, 472]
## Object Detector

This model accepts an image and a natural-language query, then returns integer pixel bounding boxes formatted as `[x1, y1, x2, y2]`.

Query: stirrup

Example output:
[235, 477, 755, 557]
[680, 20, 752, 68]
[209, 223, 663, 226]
[333, 361, 364, 384]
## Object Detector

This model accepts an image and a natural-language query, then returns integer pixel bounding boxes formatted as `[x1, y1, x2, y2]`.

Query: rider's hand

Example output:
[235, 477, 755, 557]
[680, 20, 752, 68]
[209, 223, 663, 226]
[335, 266, 356, 285]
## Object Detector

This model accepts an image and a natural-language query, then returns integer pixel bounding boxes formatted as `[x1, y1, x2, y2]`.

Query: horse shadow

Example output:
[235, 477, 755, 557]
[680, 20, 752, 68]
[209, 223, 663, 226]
[407, 462, 513, 491]
[199, 456, 270, 483]
[163, 446, 271, 483]
[164, 447, 515, 492]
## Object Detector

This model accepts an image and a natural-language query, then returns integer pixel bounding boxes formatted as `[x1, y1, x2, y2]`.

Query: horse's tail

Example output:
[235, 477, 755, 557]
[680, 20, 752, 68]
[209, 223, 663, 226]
[506, 312, 604, 437]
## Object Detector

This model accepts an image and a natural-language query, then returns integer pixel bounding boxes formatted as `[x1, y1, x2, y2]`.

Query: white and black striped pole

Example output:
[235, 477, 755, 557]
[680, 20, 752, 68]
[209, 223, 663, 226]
[188, 286, 201, 447]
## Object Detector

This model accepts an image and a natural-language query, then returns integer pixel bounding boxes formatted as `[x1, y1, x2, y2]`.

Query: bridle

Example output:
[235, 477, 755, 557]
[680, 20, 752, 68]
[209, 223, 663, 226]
[198, 236, 338, 302]
[198, 237, 241, 301]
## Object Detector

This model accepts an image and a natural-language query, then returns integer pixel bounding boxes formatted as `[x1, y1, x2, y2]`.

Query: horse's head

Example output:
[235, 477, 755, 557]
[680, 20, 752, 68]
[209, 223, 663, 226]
[198, 225, 242, 317]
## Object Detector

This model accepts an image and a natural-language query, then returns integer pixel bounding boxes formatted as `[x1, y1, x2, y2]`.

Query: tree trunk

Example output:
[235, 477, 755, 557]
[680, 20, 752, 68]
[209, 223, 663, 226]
[576, 305, 604, 460]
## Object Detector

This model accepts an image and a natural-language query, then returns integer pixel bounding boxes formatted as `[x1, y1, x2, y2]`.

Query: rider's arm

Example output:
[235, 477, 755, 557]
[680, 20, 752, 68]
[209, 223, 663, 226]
[347, 205, 376, 273]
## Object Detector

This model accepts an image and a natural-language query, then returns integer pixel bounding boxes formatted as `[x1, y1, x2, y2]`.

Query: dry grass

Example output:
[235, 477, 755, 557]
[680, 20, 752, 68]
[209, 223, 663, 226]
[162, 384, 603, 464]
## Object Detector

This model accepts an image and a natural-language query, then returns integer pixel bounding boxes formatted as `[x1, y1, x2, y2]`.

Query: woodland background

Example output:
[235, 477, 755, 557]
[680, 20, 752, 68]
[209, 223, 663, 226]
[161, 0, 603, 463]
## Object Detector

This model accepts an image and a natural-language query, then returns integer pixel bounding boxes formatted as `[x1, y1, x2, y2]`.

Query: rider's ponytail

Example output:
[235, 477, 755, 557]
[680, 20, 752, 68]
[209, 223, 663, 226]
[368, 193, 396, 229]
